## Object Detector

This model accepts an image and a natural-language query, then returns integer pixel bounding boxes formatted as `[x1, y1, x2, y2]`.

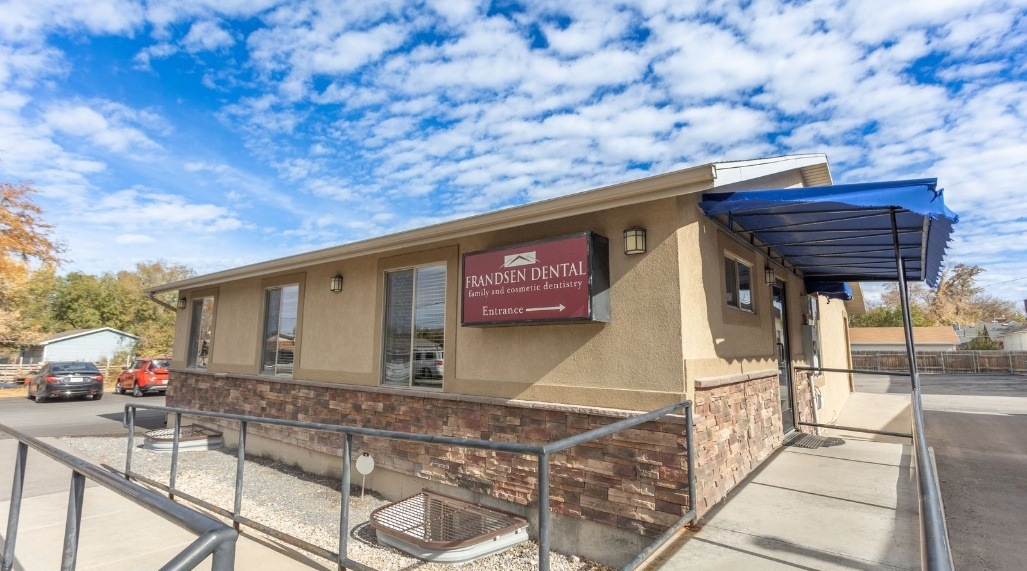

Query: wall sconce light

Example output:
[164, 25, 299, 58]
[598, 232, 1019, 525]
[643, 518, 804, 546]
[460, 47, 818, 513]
[330, 274, 344, 292]
[764, 267, 776, 285]
[623, 227, 647, 255]
[177, 297, 187, 309]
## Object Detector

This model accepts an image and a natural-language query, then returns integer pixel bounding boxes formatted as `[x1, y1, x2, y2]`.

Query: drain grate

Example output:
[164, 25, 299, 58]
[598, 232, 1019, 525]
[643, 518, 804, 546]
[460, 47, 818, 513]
[783, 432, 846, 449]
[370, 490, 528, 562]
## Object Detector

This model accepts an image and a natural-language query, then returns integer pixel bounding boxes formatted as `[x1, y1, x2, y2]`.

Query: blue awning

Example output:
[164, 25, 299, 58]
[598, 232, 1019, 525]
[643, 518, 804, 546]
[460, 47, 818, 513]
[804, 281, 854, 301]
[699, 179, 957, 288]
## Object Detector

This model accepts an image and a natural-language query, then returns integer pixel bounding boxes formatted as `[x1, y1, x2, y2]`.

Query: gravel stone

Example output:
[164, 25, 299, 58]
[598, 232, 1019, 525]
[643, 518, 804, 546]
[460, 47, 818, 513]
[62, 436, 613, 571]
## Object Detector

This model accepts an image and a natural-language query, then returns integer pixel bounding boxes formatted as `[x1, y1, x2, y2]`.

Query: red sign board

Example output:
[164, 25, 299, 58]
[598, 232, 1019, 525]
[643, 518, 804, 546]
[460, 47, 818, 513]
[461, 232, 610, 327]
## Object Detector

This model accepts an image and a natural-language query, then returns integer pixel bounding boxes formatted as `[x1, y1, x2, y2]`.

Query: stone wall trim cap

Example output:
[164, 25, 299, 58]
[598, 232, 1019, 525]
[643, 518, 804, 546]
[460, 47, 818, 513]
[695, 369, 780, 389]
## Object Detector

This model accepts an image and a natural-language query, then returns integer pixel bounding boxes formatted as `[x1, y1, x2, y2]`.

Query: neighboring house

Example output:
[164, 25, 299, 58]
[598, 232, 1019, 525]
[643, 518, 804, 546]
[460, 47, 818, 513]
[18, 327, 138, 364]
[1001, 325, 1027, 351]
[146, 154, 955, 566]
[982, 321, 1022, 347]
[952, 323, 981, 346]
[849, 326, 959, 352]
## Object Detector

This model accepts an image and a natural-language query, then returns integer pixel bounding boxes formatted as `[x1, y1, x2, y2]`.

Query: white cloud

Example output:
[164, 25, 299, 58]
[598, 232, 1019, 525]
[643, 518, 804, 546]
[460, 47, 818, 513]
[115, 233, 156, 245]
[43, 103, 161, 154]
[182, 20, 235, 52]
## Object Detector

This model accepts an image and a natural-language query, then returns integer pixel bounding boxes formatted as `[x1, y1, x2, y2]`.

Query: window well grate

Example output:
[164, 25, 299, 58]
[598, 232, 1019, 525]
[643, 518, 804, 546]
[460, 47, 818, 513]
[143, 425, 224, 452]
[369, 490, 528, 562]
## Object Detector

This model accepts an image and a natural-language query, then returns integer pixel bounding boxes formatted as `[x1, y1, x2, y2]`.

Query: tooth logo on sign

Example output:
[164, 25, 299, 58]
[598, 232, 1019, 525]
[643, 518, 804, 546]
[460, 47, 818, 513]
[502, 251, 537, 268]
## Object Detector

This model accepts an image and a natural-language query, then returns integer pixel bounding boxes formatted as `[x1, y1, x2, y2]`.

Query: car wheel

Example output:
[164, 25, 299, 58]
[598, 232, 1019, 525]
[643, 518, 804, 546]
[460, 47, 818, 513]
[113, 383, 122, 395]
[92, 392, 103, 400]
[133, 383, 143, 397]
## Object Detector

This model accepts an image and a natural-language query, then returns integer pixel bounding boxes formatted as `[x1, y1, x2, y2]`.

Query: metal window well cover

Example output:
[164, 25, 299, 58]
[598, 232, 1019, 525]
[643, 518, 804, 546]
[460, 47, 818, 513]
[143, 425, 224, 452]
[369, 490, 529, 563]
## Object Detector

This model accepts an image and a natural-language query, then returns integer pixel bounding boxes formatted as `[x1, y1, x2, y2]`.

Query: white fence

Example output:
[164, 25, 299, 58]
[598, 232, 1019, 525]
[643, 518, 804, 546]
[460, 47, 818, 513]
[852, 350, 1027, 374]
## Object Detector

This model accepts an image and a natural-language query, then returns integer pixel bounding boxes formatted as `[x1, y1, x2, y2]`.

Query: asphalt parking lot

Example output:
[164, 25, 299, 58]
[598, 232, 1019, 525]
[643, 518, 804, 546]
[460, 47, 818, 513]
[855, 373, 1027, 570]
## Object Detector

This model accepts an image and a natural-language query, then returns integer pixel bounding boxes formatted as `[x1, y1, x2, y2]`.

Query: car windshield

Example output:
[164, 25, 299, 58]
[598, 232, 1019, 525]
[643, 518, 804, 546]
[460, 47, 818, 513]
[51, 362, 100, 374]
[149, 359, 170, 370]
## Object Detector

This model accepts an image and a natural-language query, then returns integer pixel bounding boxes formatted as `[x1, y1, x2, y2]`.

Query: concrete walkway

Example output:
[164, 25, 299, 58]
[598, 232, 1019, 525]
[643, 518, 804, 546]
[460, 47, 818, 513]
[645, 437, 919, 570]
[0, 438, 326, 571]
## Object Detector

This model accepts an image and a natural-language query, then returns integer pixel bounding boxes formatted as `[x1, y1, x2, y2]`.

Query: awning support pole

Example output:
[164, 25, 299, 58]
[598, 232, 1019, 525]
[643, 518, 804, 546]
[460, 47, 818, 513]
[891, 207, 954, 570]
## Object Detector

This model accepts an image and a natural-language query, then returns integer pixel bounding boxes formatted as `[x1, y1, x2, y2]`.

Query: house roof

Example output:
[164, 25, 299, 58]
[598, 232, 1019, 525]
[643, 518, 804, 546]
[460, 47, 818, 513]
[849, 326, 959, 346]
[36, 327, 139, 345]
[147, 154, 830, 294]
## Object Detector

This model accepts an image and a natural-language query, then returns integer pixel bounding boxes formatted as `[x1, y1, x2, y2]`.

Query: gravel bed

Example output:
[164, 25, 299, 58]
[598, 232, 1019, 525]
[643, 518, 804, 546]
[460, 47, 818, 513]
[62, 435, 612, 571]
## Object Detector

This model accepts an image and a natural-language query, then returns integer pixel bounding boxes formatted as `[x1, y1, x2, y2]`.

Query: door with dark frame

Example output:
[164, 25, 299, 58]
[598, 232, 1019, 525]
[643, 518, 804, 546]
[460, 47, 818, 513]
[773, 280, 796, 433]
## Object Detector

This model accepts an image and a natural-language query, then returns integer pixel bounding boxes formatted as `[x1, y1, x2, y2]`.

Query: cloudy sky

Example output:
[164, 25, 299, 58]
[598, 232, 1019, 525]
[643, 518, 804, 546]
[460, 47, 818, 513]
[1, 0, 1025, 302]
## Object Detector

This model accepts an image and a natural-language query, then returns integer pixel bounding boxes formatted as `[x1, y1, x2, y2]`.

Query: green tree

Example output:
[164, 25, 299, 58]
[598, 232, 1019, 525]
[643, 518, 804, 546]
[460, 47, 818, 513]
[849, 305, 931, 327]
[965, 336, 1000, 350]
[13, 260, 193, 356]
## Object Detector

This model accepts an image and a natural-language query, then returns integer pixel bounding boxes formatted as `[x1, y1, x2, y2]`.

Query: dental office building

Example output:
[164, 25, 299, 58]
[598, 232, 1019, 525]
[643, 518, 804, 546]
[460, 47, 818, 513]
[152, 154, 857, 565]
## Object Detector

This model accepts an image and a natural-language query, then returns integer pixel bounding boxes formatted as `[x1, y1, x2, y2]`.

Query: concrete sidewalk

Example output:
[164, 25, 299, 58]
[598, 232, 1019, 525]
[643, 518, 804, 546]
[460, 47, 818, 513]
[0, 438, 326, 571]
[644, 437, 919, 570]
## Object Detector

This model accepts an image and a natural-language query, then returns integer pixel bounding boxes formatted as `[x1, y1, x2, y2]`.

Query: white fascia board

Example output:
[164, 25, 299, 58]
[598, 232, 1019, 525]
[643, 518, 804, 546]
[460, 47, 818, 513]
[711, 154, 830, 188]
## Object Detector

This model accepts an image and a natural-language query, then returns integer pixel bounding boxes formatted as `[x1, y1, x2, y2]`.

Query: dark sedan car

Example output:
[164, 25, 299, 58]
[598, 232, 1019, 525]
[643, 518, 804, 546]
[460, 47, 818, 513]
[27, 361, 105, 402]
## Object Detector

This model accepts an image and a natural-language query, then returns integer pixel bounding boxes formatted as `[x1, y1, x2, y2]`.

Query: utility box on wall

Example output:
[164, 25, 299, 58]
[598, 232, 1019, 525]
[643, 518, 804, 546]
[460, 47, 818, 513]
[461, 232, 610, 327]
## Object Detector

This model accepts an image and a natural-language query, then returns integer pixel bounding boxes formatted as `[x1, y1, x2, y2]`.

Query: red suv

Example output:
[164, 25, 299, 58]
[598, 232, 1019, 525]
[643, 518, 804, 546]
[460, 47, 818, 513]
[115, 358, 170, 397]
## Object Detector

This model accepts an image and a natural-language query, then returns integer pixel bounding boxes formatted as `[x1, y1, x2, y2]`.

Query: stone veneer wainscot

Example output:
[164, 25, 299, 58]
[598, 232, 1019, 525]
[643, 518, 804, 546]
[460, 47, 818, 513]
[169, 368, 793, 538]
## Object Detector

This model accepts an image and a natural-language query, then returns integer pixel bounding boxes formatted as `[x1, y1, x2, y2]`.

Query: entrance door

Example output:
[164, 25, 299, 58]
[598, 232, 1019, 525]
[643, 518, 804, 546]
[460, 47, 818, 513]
[772, 280, 795, 433]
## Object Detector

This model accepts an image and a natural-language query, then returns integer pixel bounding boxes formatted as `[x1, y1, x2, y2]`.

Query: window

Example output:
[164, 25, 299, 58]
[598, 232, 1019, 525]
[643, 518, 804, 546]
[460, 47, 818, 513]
[261, 284, 299, 377]
[725, 256, 753, 312]
[382, 264, 446, 389]
[187, 297, 215, 369]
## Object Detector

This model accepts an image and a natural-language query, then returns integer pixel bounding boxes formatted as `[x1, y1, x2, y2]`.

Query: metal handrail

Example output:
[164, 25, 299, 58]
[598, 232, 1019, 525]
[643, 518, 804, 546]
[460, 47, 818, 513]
[0, 422, 237, 571]
[120, 400, 695, 571]
[790, 364, 954, 569]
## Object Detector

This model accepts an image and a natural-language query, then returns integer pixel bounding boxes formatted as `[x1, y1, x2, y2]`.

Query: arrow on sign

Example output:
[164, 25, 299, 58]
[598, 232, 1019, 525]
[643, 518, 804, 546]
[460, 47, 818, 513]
[526, 304, 565, 312]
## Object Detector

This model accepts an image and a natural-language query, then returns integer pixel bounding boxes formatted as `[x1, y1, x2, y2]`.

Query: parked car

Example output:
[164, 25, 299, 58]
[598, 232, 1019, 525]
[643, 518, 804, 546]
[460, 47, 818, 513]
[414, 350, 444, 380]
[26, 362, 104, 402]
[115, 358, 170, 397]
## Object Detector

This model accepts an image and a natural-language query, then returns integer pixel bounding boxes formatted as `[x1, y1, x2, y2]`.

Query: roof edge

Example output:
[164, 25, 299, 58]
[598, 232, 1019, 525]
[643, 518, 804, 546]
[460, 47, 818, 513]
[148, 163, 718, 294]
[39, 327, 139, 345]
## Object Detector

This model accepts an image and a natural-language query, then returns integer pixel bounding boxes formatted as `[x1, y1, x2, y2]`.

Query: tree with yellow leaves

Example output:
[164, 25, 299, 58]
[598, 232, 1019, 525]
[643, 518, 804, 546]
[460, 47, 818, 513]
[0, 182, 63, 347]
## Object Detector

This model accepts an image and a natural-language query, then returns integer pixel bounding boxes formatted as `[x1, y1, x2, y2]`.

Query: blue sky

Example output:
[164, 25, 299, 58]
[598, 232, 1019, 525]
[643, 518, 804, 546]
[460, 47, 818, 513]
[1, 0, 1026, 304]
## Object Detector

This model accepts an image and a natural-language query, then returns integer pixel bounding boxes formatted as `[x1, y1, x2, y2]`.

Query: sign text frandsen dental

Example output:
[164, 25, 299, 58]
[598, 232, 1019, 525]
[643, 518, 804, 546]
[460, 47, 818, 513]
[461, 232, 610, 326]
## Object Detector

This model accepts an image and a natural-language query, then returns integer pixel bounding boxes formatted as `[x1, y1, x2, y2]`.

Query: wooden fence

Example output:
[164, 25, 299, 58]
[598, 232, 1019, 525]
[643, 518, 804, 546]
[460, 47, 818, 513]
[852, 350, 1027, 374]
[0, 358, 130, 384]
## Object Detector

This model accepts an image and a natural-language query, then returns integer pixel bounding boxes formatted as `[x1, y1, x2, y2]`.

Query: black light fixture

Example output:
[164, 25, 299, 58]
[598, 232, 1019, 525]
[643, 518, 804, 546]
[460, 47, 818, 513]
[624, 226, 647, 255]
[330, 274, 344, 292]
[764, 266, 776, 285]
[177, 297, 187, 309]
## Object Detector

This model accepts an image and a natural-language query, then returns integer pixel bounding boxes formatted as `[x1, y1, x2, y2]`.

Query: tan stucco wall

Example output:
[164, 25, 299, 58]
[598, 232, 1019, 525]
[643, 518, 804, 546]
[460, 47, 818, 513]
[815, 295, 852, 423]
[172, 180, 854, 413]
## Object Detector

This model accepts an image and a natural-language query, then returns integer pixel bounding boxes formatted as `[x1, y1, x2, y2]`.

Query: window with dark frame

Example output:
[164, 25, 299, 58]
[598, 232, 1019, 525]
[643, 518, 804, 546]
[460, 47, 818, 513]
[260, 284, 299, 377]
[187, 297, 215, 369]
[382, 264, 446, 389]
[724, 256, 754, 312]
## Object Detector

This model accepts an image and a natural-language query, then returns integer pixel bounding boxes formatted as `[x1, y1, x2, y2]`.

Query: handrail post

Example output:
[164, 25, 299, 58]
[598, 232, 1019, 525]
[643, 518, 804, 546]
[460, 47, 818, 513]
[339, 433, 352, 571]
[685, 402, 697, 525]
[2, 442, 27, 571]
[125, 407, 136, 481]
[210, 531, 238, 571]
[538, 453, 551, 571]
[170, 412, 182, 500]
[233, 420, 247, 531]
[61, 471, 86, 571]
